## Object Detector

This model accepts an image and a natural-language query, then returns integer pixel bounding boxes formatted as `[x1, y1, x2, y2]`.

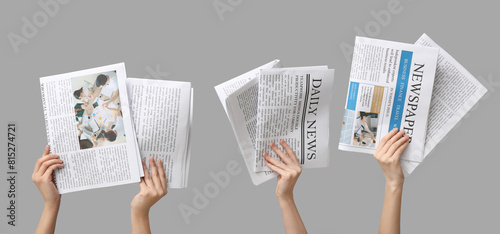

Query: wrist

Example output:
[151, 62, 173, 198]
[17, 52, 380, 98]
[277, 194, 294, 204]
[44, 199, 60, 211]
[131, 208, 150, 224]
[385, 178, 404, 191]
[131, 204, 150, 217]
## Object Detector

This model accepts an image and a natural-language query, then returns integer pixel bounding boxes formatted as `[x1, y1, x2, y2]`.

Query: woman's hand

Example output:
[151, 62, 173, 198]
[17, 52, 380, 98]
[131, 158, 168, 215]
[33, 146, 64, 234]
[263, 140, 302, 201]
[375, 129, 409, 234]
[32, 145, 64, 205]
[131, 158, 167, 234]
[264, 140, 307, 234]
[374, 128, 409, 187]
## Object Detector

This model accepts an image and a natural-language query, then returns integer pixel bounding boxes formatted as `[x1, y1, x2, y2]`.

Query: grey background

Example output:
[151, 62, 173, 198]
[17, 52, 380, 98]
[1, 0, 499, 233]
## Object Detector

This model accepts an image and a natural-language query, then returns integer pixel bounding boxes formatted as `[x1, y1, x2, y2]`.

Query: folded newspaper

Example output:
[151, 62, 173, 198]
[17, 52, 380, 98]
[127, 78, 193, 188]
[40, 63, 192, 193]
[399, 34, 487, 174]
[215, 60, 334, 185]
[339, 36, 439, 163]
[339, 34, 487, 174]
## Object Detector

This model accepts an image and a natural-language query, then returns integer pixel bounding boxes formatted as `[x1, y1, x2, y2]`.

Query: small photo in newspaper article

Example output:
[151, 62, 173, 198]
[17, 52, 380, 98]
[352, 111, 379, 148]
[71, 71, 126, 149]
[340, 82, 385, 150]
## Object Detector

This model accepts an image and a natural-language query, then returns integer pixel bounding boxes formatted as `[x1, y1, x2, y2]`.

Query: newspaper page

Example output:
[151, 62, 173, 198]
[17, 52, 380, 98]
[127, 78, 192, 188]
[338, 37, 439, 162]
[226, 78, 277, 185]
[39, 63, 142, 194]
[224, 65, 328, 184]
[215, 59, 281, 114]
[215, 60, 281, 185]
[399, 34, 488, 174]
[254, 68, 335, 172]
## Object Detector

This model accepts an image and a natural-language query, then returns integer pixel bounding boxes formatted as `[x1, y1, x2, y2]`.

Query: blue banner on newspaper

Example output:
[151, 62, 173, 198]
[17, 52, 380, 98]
[346, 82, 359, 110]
[389, 50, 413, 131]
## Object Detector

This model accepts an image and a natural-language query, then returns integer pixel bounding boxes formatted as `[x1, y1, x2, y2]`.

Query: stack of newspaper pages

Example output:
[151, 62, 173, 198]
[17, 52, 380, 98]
[339, 34, 487, 174]
[40, 63, 193, 194]
[216, 60, 335, 185]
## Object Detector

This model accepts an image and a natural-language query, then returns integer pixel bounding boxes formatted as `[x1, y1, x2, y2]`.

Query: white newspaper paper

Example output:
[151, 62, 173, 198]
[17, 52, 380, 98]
[400, 34, 488, 174]
[127, 78, 193, 188]
[339, 37, 439, 162]
[215, 60, 281, 185]
[39, 63, 142, 194]
[254, 68, 335, 172]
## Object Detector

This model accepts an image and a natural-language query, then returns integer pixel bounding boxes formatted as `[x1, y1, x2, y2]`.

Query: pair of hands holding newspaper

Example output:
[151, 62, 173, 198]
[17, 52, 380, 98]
[32, 128, 409, 234]
[32, 146, 166, 234]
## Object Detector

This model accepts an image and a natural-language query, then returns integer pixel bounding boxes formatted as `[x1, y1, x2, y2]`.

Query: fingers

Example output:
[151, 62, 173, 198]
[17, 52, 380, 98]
[142, 160, 152, 186]
[381, 130, 406, 155]
[156, 159, 167, 192]
[263, 152, 287, 170]
[138, 177, 147, 190]
[394, 139, 410, 161]
[280, 140, 300, 166]
[376, 128, 399, 154]
[42, 162, 64, 179]
[149, 157, 162, 192]
[387, 134, 410, 158]
[270, 142, 294, 166]
[37, 158, 63, 176]
[43, 145, 50, 156]
[265, 160, 286, 175]
[34, 146, 57, 173]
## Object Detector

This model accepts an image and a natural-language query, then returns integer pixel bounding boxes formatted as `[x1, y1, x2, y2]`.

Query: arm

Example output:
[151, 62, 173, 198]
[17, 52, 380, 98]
[374, 129, 409, 234]
[92, 86, 103, 100]
[104, 90, 119, 106]
[131, 158, 167, 234]
[87, 88, 94, 99]
[32, 146, 65, 234]
[104, 106, 122, 116]
[91, 134, 102, 147]
[263, 140, 307, 234]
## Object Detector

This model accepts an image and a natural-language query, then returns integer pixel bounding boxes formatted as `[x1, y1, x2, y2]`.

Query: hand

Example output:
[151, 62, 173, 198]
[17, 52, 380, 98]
[263, 140, 302, 201]
[374, 128, 409, 187]
[32, 146, 64, 205]
[102, 103, 109, 109]
[131, 158, 167, 215]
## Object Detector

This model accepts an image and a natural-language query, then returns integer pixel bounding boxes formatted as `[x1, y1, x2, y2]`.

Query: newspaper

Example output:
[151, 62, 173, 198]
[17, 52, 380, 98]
[215, 60, 281, 185]
[39, 63, 142, 194]
[399, 34, 488, 174]
[216, 60, 334, 183]
[339, 37, 439, 163]
[253, 68, 334, 172]
[127, 78, 193, 188]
